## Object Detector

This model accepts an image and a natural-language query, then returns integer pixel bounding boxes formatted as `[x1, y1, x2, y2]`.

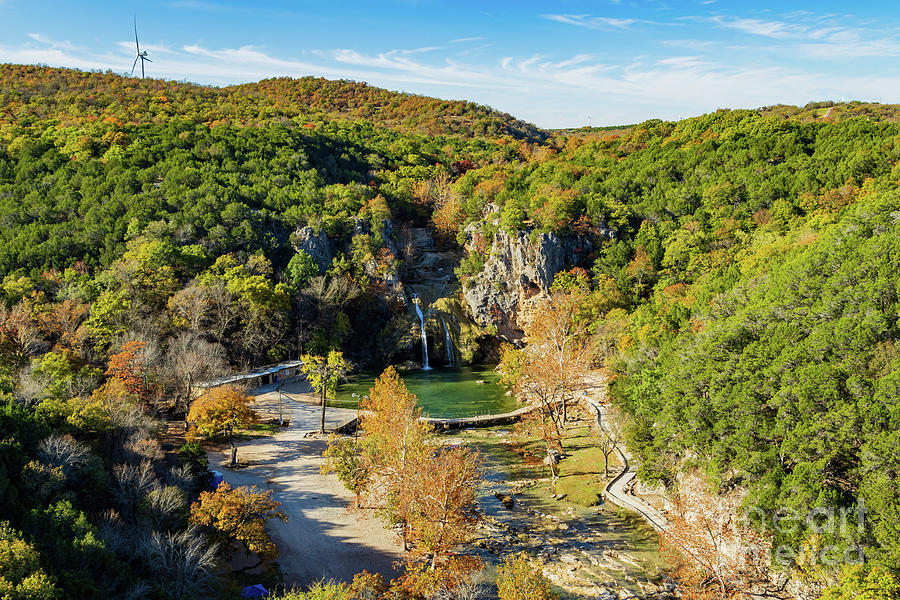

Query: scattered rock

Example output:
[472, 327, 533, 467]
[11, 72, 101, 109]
[554, 493, 567, 501]
[494, 492, 516, 509]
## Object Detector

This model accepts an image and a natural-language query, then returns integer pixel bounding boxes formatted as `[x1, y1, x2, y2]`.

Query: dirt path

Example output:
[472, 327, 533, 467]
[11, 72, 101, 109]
[582, 373, 669, 532]
[207, 379, 403, 586]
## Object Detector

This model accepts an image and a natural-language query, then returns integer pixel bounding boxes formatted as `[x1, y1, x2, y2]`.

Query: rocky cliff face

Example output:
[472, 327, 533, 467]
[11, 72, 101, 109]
[462, 223, 601, 340]
[290, 216, 604, 363]
[291, 226, 333, 273]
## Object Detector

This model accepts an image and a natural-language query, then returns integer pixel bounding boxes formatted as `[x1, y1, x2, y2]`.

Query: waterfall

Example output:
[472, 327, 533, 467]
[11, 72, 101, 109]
[413, 294, 432, 370]
[442, 316, 455, 365]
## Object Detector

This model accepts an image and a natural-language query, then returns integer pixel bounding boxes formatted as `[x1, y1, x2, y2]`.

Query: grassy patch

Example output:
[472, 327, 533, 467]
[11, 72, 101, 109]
[555, 423, 623, 507]
[451, 420, 624, 508]
[234, 422, 281, 440]
[557, 446, 608, 506]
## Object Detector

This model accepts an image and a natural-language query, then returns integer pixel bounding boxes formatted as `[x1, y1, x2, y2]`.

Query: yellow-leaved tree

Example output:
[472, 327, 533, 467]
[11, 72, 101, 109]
[496, 552, 558, 600]
[187, 385, 257, 466]
[0, 521, 58, 600]
[189, 483, 287, 569]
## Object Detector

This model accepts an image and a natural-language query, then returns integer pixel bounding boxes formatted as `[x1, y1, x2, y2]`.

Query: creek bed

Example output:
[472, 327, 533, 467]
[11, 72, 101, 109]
[450, 426, 669, 599]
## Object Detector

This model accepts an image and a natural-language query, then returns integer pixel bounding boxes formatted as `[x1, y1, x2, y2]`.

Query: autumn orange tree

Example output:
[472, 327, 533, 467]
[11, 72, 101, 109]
[356, 367, 434, 545]
[405, 445, 483, 571]
[106, 341, 149, 401]
[189, 482, 287, 568]
[501, 276, 591, 481]
[325, 367, 484, 593]
[523, 276, 591, 424]
[187, 385, 257, 466]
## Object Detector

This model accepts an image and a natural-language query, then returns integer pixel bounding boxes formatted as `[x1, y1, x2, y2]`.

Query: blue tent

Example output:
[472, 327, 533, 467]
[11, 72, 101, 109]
[210, 470, 224, 489]
[242, 584, 268, 598]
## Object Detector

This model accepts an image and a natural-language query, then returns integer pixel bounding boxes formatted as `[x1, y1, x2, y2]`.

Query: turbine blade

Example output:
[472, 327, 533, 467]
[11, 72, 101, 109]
[134, 15, 140, 53]
[131, 55, 139, 76]
[143, 57, 152, 63]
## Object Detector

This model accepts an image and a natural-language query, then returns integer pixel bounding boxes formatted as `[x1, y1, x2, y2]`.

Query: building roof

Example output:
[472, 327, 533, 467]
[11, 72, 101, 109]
[196, 360, 304, 389]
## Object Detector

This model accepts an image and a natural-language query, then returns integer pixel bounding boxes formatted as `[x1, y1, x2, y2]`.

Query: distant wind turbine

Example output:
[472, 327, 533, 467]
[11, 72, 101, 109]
[130, 16, 151, 79]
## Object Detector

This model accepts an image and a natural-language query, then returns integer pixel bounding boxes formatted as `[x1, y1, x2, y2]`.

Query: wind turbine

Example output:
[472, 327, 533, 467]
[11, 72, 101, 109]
[130, 16, 151, 79]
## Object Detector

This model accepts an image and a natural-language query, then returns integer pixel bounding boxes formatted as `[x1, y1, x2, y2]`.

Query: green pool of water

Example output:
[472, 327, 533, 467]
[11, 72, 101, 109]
[332, 365, 518, 418]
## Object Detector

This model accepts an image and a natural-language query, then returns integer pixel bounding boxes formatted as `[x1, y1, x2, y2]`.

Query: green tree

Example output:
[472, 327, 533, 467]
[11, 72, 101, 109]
[820, 565, 900, 600]
[321, 434, 368, 496]
[300, 351, 351, 434]
[83, 290, 131, 351]
[285, 250, 320, 290]
[0, 521, 58, 600]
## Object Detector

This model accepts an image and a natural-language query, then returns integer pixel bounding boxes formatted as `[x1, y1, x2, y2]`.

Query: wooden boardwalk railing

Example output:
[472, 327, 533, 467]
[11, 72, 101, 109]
[334, 403, 539, 434]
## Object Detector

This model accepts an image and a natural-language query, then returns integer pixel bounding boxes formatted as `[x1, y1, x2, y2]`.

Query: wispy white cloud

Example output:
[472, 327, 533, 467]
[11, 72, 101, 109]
[661, 38, 718, 50]
[3, 10, 900, 130]
[708, 16, 805, 38]
[542, 14, 638, 30]
[27, 33, 79, 51]
[330, 48, 505, 89]
[656, 55, 707, 69]
[401, 46, 444, 55]
[450, 36, 485, 44]
[699, 13, 900, 58]
[798, 38, 900, 58]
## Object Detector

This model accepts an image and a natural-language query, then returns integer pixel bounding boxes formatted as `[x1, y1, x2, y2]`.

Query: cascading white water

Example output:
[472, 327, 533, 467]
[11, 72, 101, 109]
[413, 294, 432, 370]
[442, 316, 455, 365]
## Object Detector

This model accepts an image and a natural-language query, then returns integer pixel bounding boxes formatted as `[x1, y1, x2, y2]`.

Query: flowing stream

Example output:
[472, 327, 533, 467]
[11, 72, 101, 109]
[413, 294, 431, 370]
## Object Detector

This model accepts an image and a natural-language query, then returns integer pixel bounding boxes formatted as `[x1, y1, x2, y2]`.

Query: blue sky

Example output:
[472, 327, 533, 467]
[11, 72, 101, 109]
[1, 0, 899, 127]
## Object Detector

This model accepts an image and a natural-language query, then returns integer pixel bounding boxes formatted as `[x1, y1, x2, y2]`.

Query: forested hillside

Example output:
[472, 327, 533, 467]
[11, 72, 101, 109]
[1, 63, 900, 599]
[0, 64, 545, 140]
[446, 107, 900, 594]
[0, 65, 542, 598]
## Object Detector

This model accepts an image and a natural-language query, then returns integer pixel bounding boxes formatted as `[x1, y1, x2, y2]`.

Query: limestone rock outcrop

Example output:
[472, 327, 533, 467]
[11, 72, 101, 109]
[291, 226, 333, 273]
[461, 222, 602, 339]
